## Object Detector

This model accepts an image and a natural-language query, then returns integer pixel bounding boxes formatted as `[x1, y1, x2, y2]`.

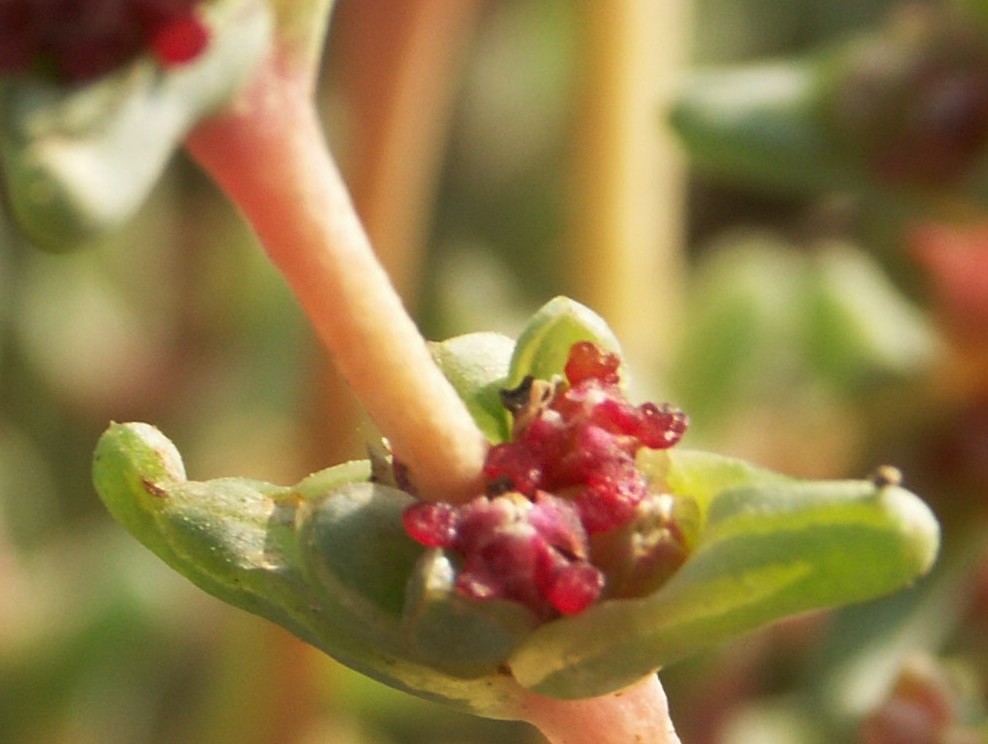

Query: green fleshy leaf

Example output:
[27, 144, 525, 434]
[646, 447, 792, 526]
[507, 450, 939, 699]
[95, 424, 939, 708]
[0, 0, 271, 251]
[403, 550, 540, 677]
[294, 459, 374, 498]
[430, 332, 514, 444]
[93, 422, 529, 718]
[507, 296, 623, 389]
[299, 482, 421, 625]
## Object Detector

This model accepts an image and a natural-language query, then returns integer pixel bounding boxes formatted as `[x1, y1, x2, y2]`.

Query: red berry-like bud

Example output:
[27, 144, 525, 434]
[549, 424, 623, 486]
[0, 0, 209, 84]
[637, 402, 688, 449]
[590, 396, 642, 437]
[456, 526, 549, 614]
[402, 501, 459, 548]
[544, 560, 604, 615]
[151, 12, 209, 67]
[529, 491, 589, 558]
[565, 340, 621, 385]
[483, 442, 542, 495]
[519, 411, 567, 463]
[577, 461, 648, 533]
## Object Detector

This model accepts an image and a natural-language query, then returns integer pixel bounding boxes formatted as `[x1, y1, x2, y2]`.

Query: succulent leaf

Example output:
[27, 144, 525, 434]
[507, 453, 939, 699]
[93, 422, 530, 718]
[429, 332, 514, 444]
[508, 296, 624, 389]
[403, 549, 540, 677]
[93, 425, 939, 707]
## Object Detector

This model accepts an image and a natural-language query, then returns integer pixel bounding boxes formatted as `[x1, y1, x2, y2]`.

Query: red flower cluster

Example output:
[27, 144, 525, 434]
[403, 341, 688, 619]
[0, 0, 209, 84]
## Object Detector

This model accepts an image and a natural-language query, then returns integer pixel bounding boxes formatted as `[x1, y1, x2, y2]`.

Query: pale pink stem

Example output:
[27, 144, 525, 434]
[517, 675, 682, 744]
[184, 48, 487, 502]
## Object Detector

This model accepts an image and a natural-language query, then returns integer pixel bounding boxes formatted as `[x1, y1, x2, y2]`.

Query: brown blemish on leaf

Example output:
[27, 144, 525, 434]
[141, 478, 168, 498]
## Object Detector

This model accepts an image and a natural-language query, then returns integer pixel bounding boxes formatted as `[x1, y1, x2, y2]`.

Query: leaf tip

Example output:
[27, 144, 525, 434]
[879, 482, 941, 580]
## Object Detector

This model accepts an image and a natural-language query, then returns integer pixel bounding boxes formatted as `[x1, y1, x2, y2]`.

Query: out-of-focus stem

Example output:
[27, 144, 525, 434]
[336, 0, 482, 301]
[518, 675, 682, 744]
[185, 47, 487, 503]
[267, 0, 334, 77]
[567, 0, 690, 376]
[310, 0, 482, 466]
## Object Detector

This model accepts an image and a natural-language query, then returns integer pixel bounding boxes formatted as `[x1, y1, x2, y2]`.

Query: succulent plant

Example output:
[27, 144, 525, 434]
[93, 297, 940, 716]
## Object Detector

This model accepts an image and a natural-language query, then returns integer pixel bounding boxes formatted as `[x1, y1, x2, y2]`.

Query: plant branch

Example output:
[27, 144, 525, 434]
[567, 0, 690, 375]
[266, 0, 335, 79]
[184, 43, 487, 502]
[517, 675, 682, 744]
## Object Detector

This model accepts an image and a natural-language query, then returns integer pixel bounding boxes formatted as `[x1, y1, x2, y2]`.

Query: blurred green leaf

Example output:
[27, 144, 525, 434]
[0, 0, 271, 251]
[670, 238, 937, 433]
[672, 5, 988, 206]
[670, 59, 858, 194]
[803, 243, 939, 387]
[668, 237, 803, 426]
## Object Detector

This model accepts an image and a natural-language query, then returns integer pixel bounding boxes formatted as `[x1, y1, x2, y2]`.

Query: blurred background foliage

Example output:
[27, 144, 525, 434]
[2, 0, 988, 742]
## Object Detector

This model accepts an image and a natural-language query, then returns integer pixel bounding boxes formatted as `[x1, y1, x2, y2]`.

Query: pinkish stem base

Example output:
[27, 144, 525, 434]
[517, 675, 681, 744]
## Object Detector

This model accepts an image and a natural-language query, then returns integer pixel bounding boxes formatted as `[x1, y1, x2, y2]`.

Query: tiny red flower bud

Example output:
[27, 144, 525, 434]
[403, 501, 459, 548]
[544, 561, 604, 615]
[0, 0, 210, 84]
[637, 402, 688, 449]
[401, 341, 690, 619]
[483, 442, 542, 496]
[565, 340, 621, 385]
[151, 12, 209, 68]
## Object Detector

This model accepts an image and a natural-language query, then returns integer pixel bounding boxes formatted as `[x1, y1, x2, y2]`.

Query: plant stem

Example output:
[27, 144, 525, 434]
[184, 43, 487, 503]
[517, 675, 682, 744]
[266, 0, 334, 73]
[335, 0, 482, 302]
[566, 0, 690, 376]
